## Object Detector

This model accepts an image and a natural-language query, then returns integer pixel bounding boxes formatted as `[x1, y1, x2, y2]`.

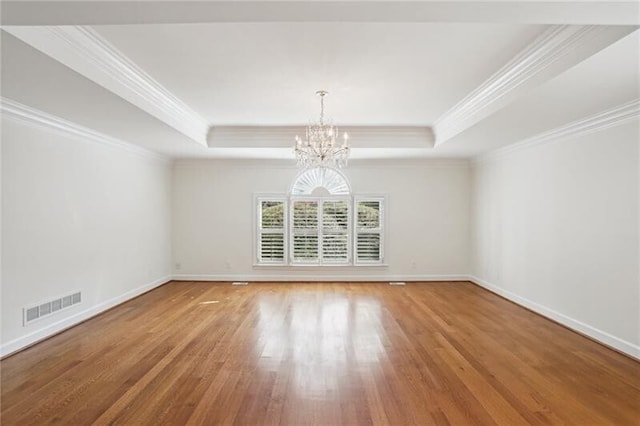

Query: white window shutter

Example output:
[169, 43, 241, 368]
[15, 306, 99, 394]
[322, 200, 350, 263]
[355, 198, 384, 263]
[291, 200, 319, 263]
[257, 199, 286, 263]
[256, 192, 384, 266]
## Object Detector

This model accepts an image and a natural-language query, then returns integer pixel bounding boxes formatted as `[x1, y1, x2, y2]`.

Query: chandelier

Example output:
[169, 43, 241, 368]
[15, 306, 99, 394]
[294, 90, 350, 168]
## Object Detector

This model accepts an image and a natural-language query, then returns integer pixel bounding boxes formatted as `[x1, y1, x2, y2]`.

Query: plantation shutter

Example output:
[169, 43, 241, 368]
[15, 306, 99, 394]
[257, 199, 285, 263]
[257, 191, 384, 266]
[291, 200, 319, 263]
[355, 198, 384, 263]
[322, 200, 350, 263]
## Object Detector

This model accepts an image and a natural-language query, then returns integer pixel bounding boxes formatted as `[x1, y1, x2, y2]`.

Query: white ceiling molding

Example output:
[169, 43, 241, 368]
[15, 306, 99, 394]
[208, 126, 434, 149]
[2, 1, 638, 26]
[433, 25, 637, 147]
[1, 97, 169, 163]
[474, 98, 640, 163]
[3, 25, 210, 147]
[173, 157, 470, 170]
[174, 147, 455, 161]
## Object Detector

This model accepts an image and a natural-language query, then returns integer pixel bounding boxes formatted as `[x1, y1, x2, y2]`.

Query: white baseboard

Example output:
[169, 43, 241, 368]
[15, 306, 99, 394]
[467, 275, 640, 361]
[0, 275, 171, 358]
[171, 274, 469, 282]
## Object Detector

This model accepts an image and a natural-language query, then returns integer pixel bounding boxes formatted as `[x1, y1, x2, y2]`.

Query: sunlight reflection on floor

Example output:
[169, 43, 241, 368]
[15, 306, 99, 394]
[256, 290, 384, 399]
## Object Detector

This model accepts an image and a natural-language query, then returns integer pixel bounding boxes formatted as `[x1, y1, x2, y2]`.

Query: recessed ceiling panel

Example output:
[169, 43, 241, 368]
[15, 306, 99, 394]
[94, 23, 545, 126]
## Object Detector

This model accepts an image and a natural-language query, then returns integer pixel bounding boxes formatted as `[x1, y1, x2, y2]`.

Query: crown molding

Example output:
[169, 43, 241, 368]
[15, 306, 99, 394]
[1, 97, 170, 163]
[3, 26, 210, 147]
[434, 25, 637, 146]
[473, 99, 640, 164]
[208, 126, 434, 149]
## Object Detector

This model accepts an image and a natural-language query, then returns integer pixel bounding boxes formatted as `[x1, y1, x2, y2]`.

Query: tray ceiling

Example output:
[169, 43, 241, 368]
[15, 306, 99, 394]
[1, 1, 638, 160]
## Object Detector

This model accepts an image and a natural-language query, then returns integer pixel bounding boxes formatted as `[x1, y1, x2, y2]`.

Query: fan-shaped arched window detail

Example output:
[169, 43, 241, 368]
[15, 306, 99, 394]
[290, 167, 351, 196]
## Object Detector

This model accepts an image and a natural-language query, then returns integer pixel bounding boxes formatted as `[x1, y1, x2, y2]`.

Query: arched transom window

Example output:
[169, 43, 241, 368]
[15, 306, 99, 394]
[256, 167, 384, 266]
[290, 167, 351, 196]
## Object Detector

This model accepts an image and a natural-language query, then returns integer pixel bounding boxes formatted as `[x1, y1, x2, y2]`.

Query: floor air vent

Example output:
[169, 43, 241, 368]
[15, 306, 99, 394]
[389, 282, 406, 286]
[232, 282, 249, 286]
[24, 291, 81, 325]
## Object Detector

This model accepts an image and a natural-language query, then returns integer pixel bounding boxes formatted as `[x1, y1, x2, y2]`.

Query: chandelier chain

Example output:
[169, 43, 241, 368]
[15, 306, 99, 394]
[317, 90, 326, 125]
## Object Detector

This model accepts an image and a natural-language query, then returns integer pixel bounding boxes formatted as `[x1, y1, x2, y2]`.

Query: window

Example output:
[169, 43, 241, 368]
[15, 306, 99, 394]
[255, 167, 384, 266]
[257, 198, 286, 264]
[355, 198, 384, 264]
[291, 167, 350, 195]
[322, 200, 350, 263]
[288, 198, 352, 265]
[291, 200, 319, 263]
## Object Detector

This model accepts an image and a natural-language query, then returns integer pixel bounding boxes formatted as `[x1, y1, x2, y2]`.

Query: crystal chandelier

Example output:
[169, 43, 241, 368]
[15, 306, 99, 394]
[294, 90, 350, 168]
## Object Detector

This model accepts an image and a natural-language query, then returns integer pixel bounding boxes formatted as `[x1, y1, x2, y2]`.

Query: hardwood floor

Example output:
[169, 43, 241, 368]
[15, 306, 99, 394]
[1, 281, 639, 425]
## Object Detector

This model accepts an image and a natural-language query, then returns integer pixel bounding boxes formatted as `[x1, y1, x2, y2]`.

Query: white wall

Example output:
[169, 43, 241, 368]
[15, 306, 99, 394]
[172, 160, 471, 281]
[1, 118, 173, 356]
[5, 107, 636, 360]
[471, 121, 639, 358]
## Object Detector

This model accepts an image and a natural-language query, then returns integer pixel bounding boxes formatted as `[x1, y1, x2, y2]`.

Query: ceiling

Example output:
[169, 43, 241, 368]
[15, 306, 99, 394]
[93, 23, 544, 126]
[1, 1, 638, 160]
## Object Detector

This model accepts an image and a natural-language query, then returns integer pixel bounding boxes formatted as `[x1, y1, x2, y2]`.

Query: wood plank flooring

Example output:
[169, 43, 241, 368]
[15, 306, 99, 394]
[1, 281, 639, 425]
